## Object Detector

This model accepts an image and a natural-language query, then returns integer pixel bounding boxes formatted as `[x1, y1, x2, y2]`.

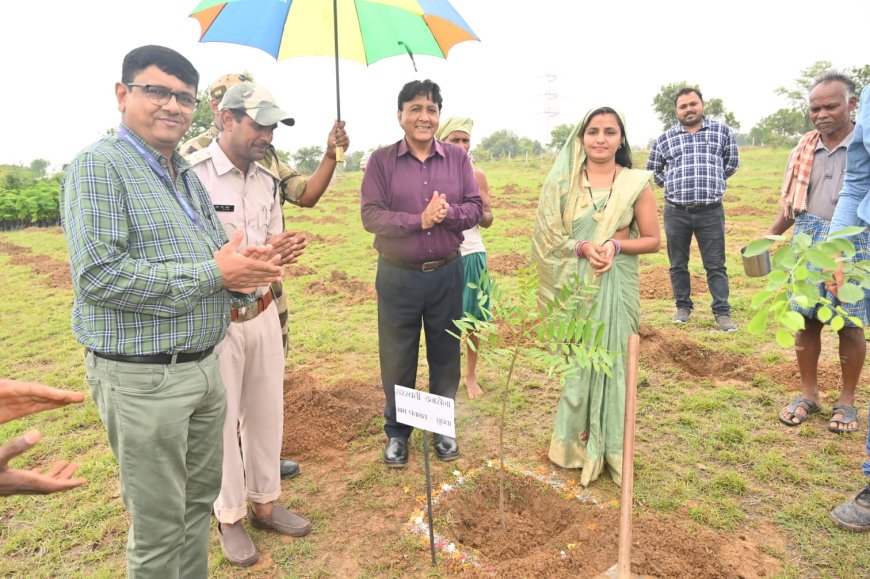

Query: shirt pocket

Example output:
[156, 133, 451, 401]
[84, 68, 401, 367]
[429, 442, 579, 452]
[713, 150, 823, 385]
[431, 178, 462, 204]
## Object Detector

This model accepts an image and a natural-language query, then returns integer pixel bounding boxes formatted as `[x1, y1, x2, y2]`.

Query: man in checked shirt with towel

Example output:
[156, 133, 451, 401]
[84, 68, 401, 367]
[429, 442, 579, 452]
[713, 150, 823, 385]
[60, 45, 282, 578]
[647, 87, 740, 332]
[765, 72, 866, 434]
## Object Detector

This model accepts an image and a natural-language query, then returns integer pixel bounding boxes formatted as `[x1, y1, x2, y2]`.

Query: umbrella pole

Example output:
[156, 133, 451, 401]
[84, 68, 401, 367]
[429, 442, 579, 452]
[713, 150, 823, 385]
[333, 0, 344, 162]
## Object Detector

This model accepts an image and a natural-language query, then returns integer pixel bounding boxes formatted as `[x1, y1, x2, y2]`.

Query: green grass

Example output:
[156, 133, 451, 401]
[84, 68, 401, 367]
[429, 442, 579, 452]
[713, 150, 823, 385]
[3, 148, 870, 577]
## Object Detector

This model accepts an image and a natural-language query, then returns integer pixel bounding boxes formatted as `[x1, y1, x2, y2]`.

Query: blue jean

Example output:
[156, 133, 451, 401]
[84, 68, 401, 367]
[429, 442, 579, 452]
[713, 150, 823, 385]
[664, 201, 731, 316]
[864, 402, 870, 478]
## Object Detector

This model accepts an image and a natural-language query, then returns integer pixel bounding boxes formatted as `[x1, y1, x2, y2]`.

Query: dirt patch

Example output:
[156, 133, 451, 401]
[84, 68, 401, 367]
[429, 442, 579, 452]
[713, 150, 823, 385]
[730, 205, 769, 217]
[639, 265, 708, 300]
[281, 367, 381, 460]
[0, 241, 72, 290]
[436, 470, 780, 578]
[285, 264, 316, 277]
[305, 269, 375, 304]
[639, 324, 760, 380]
[489, 253, 529, 276]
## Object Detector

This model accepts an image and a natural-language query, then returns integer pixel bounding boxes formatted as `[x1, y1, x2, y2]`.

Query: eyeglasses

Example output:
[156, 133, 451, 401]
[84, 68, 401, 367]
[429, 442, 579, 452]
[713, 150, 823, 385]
[125, 83, 200, 110]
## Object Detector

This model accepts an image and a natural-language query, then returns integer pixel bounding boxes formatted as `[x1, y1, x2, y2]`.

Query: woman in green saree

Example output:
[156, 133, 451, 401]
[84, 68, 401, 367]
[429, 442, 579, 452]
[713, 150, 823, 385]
[532, 107, 660, 486]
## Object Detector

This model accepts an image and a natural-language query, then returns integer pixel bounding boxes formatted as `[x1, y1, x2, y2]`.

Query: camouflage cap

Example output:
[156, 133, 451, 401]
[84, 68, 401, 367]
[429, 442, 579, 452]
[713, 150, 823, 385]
[209, 73, 253, 101]
[219, 81, 295, 127]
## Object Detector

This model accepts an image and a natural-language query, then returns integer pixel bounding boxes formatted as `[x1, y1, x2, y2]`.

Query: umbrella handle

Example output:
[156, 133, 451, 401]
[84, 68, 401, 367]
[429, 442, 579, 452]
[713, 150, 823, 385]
[335, 146, 345, 163]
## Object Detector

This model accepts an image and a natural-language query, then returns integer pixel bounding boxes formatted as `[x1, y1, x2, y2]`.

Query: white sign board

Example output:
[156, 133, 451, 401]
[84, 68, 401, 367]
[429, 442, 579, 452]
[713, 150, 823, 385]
[394, 385, 456, 438]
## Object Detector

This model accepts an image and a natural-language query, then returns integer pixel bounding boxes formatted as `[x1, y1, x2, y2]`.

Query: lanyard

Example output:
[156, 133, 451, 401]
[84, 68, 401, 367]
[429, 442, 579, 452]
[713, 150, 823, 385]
[117, 126, 218, 247]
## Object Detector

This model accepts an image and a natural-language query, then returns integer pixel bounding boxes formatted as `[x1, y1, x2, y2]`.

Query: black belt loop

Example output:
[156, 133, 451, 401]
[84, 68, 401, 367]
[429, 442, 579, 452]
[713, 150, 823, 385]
[90, 346, 215, 365]
[381, 250, 459, 272]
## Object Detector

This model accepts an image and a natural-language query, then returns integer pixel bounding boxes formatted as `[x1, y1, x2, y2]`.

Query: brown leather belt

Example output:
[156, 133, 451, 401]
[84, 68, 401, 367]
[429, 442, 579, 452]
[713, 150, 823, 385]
[231, 290, 274, 323]
[91, 347, 215, 365]
[382, 251, 459, 272]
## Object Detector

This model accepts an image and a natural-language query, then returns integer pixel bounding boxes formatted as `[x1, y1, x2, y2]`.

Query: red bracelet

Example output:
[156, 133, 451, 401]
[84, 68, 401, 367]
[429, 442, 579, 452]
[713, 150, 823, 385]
[575, 240, 589, 259]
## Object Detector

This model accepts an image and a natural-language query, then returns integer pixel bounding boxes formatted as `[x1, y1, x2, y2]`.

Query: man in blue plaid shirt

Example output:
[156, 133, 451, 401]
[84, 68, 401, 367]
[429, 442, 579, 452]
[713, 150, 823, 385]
[60, 45, 283, 578]
[647, 87, 740, 332]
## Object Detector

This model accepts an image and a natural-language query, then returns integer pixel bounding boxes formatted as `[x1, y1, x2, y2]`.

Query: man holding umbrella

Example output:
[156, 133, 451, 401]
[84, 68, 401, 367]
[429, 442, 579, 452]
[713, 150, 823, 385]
[361, 79, 482, 467]
[182, 73, 349, 480]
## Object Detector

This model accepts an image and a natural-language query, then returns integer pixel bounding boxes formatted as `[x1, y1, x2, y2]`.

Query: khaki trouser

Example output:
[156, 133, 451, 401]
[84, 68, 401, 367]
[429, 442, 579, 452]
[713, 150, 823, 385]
[213, 301, 285, 524]
[85, 350, 226, 579]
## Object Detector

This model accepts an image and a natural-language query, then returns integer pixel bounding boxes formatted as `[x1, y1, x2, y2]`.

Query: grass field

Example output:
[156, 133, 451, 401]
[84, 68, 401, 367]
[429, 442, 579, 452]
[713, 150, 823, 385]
[2, 147, 870, 578]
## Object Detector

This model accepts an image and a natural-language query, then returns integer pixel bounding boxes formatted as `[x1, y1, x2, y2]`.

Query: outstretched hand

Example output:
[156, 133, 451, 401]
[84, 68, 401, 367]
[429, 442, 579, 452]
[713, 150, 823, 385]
[0, 379, 84, 424]
[267, 231, 308, 266]
[0, 430, 87, 496]
[215, 230, 283, 294]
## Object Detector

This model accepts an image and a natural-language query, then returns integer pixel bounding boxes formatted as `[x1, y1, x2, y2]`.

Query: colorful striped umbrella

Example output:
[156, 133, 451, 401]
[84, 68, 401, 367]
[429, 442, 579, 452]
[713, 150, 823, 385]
[190, 0, 479, 120]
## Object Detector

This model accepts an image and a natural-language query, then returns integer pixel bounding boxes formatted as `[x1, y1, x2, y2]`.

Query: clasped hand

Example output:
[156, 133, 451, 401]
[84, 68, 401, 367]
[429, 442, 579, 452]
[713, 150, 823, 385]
[215, 230, 283, 294]
[422, 192, 449, 230]
[580, 241, 617, 275]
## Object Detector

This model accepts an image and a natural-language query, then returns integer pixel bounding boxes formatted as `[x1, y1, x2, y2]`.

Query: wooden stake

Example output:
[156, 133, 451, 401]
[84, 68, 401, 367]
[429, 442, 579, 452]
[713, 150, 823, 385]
[618, 334, 640, 579]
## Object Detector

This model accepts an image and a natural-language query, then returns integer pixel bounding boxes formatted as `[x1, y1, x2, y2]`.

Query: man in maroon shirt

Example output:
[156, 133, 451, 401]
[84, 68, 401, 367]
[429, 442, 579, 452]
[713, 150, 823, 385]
[361, 79, 483, 467]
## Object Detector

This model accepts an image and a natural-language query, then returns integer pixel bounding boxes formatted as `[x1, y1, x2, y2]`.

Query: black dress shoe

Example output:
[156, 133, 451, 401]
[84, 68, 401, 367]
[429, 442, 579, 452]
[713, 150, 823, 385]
[433, 434, 459, 461]
[280, 459, 300, 479]
[384, 437, 408, 467]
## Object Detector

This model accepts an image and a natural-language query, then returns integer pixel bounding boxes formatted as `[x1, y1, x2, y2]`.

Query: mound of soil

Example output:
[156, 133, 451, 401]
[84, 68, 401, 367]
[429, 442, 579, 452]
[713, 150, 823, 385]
[639, 265, 708, 300]
[504, 226, 532, 238]
[305, 269, 375, 304]
[489, 253, 529, 276]
[639, 324, 760, 380]
[281, 368, 381, 460]
[436, 470, 779, 578]
[0, 241, 71, 290]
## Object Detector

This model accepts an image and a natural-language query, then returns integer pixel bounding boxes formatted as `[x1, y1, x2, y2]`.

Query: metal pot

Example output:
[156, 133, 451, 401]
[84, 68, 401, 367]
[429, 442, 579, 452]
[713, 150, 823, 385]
[740, 245, 771, 277]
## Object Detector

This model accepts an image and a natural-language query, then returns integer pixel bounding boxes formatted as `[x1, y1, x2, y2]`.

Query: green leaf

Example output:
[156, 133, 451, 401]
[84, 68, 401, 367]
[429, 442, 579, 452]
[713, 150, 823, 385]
[747, 310, 768, 335]
[839, 283, 863, 304]
[805, 248, 837, 270]
[750, 290, 773, 309]
[743, 238, 774, 257]
[793, 232, 813, 250]
[778, 310, 806, 332]
[831, 316, 845, 331]
[828, 226, 866, 239]
[767, 270, 788, 289]
[775, 328, 795, 348]
[792, 295, 810, 309]
[816, 306, 833, 322]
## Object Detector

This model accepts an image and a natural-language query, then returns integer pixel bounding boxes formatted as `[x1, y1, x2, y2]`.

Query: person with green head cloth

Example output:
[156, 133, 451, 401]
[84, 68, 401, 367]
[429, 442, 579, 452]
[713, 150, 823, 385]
[531, 106, 661, 486]
[436, 117, 493, 399]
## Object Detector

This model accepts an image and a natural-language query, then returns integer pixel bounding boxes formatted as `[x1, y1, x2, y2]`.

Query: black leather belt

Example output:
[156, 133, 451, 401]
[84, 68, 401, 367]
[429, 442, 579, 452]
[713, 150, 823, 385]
[91, 346, 215, 364]
[382, 251, 459, 272]
[666, 200, 722, 213]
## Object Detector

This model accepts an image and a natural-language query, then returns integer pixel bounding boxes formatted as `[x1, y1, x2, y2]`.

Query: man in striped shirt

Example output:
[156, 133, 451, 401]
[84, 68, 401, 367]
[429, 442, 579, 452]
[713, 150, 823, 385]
[60, 45, 283, 578]
[647, 87, 740, 332]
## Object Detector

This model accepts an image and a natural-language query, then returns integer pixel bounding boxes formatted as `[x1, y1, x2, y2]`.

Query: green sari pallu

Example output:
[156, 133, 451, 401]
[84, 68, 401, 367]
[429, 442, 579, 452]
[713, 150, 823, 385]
[532, 117, 652, 486]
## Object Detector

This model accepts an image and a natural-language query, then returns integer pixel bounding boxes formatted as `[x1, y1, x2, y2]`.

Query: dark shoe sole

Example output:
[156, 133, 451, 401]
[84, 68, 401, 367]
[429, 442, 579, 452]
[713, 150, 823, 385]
[384, 459, 408, 468]
[435, 452, 460, 462]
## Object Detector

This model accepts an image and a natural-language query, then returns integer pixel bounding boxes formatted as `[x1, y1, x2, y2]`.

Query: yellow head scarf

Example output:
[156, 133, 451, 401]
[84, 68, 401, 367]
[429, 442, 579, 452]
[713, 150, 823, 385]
[436, 117, 473, 141]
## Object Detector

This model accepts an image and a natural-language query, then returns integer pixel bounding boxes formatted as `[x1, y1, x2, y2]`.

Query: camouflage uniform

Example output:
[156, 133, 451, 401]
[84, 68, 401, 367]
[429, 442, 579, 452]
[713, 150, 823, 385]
[180, 80, 310, 356]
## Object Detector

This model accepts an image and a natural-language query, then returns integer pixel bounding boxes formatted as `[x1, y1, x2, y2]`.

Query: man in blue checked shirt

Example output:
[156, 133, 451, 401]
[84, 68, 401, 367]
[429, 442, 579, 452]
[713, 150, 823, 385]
[60, 45, 283, 578]
[647, 87, 740, 332]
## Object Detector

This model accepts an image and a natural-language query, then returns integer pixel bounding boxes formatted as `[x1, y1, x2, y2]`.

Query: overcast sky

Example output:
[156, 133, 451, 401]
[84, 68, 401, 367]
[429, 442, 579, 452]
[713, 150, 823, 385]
[2, 0, 868, 170]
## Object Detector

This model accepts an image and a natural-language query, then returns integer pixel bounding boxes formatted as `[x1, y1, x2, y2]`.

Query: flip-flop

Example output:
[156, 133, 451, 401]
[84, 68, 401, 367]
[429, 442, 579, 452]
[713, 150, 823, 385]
[779, 396, 821, 427]
[829, 403, 860, 434]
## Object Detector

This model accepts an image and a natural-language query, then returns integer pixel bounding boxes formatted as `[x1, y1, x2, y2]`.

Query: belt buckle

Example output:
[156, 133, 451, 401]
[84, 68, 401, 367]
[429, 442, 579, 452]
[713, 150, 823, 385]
[421, 260, 439, 273]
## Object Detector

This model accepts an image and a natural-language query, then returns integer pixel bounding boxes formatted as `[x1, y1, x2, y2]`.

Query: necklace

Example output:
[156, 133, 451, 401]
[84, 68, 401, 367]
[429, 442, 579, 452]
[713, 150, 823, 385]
[584, 168, 617, 222]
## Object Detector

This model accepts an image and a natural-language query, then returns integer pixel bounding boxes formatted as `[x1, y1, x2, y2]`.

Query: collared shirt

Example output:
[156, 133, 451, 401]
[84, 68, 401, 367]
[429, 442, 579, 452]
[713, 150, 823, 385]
[646, 118, 739, 205]
[831, 86, 870, 231]
[190, 139, 283, 297]
[360, 138, 482, 262]
[794, 129, 853, 221]
[181, 124, 307, 205]
[61, 125, 246, 356]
